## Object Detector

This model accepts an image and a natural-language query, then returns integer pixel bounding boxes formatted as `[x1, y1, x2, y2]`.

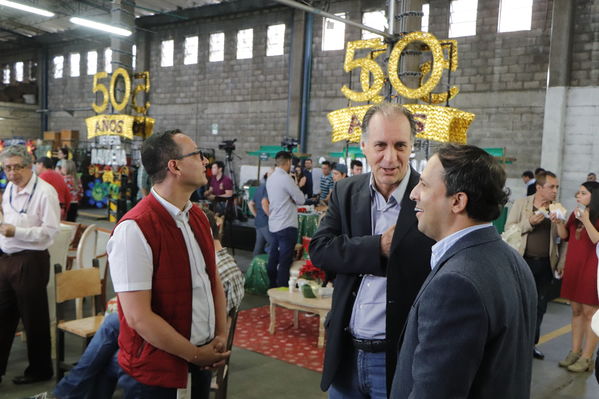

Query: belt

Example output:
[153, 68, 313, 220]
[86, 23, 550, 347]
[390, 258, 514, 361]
[351, 337, 388, 353]
[524, 256, 550, 261]
[0, 249, 46, 258]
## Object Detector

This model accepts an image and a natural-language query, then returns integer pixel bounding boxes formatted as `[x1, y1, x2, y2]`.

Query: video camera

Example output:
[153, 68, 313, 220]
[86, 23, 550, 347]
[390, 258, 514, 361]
[218, 139, 237, 153]
[281, 137, 299, 152]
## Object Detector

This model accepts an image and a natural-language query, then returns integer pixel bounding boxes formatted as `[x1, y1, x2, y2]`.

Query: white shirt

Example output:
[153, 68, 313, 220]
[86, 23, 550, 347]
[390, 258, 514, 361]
[266, 167, 305, 233]
[430, 224, 493, 269]
[0, 173, 60, 254]
[349, 168, 411, 339]
[108, 189, 215, 345]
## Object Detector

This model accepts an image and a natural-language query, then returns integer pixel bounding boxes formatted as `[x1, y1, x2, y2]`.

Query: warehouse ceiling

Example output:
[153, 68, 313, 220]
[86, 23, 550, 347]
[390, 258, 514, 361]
[0, 0, 229, 50]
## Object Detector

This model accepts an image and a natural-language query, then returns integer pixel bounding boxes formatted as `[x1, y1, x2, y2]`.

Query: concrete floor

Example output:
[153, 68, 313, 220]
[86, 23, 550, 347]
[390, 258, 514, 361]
[1, 210, 598, 398]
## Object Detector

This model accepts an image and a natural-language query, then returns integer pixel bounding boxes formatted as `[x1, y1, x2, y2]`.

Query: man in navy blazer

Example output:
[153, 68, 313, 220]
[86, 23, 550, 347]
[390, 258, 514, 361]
[391, 144, 537, 399]
[310, 103, 434, 398]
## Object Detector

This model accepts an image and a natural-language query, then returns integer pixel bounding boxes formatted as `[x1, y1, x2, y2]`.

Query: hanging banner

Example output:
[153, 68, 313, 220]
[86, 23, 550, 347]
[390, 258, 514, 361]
[85, 114, 135, 140]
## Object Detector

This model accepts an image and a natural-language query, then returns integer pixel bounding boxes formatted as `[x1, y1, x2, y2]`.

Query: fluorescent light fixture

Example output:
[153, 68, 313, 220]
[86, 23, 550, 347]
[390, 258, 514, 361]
[0, 0, 54, 17]
[0, 117, 4, 120]
[70, 17, 132, 37]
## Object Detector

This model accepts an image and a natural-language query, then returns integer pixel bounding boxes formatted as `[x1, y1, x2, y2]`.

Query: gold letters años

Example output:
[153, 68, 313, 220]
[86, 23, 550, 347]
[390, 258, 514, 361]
[86, 115, 134, 140]
[85, 114, 155, 140]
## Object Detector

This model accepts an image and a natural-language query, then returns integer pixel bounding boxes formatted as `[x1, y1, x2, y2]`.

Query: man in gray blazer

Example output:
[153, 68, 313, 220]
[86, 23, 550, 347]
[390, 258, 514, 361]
[391, 144, 537, 399]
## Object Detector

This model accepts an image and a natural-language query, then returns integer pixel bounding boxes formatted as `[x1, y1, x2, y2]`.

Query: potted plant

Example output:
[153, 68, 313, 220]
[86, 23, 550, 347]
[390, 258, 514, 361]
[297, 260, 326, 298]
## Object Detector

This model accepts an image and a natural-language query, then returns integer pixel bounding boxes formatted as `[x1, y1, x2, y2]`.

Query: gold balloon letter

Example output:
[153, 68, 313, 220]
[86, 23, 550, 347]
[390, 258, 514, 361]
[340, 39, 387, 103]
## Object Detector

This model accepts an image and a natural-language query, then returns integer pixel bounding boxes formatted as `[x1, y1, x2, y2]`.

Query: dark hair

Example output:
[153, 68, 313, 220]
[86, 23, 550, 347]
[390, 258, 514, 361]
[59, 147, 69, 158]
[361, 102, 417, 142]
[321, 161, 331, 167]
[534, 167, 545, 176]
[436, 144, 508, 222]
[350, 160, 363, 168]
[522, 170, 534, 179]
[141, 129, 182, 184]
[535, 171, 557, 188]
[213, 161, 225, 171]
[589, 172, 597, 178]
[582, 181, 599, 225]
[204, 209, 221, 241]
[275, 151, 292, 166]
[35, 156, 53, 169]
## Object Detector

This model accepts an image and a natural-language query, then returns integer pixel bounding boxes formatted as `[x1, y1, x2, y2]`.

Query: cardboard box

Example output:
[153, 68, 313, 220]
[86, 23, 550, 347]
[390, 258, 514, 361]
[60, 130, 79, 141]
[43, 131, 59, 141]
[60, 140, 74, 148]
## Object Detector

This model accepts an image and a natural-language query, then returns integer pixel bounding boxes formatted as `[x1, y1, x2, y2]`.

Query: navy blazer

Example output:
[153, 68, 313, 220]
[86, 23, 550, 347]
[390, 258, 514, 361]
[310, 169, 434, 394]
[391, 226, 537, 399]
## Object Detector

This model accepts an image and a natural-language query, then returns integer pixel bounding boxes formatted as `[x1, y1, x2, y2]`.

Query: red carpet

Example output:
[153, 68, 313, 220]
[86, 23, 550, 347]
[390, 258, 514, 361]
[233, 305, 325, 372]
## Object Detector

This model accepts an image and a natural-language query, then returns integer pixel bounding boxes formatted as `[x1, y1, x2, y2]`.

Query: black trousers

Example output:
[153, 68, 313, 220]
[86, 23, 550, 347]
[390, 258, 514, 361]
[0, 250, 53, 378]
[524, 256, 553, 345]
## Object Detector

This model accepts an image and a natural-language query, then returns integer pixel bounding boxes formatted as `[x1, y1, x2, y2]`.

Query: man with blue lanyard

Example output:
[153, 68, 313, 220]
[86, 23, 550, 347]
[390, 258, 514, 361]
[0, 145, 60, 385]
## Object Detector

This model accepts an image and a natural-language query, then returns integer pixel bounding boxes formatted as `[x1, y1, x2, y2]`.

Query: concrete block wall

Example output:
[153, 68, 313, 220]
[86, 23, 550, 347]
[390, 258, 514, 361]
[560, 86, 599, 211]
[0, 102, 40, 139]
[148, 7, 293, 162]
[0, 0, 596, 185]
[570, 0, 599, 87]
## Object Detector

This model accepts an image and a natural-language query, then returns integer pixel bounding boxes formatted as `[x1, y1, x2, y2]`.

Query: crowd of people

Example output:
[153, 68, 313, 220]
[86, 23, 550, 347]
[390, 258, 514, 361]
[0, 102, 597, 398]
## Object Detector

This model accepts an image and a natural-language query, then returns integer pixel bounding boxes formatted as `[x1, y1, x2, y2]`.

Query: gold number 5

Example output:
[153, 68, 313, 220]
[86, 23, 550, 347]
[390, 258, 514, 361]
[340, 39, 387, 104]
[91, 72, 109, 113]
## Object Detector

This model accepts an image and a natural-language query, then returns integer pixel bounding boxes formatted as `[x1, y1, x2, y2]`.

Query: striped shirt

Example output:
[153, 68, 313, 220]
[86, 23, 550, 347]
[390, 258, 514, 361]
[319, 174, 334, 201]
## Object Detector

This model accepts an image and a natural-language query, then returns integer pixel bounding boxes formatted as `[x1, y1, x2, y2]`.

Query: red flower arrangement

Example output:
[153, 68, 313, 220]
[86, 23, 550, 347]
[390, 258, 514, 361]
[298, 260, 326, 282]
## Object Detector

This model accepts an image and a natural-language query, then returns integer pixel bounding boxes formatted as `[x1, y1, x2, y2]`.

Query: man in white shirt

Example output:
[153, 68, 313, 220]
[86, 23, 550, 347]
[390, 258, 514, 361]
[0, 145, 60, 385]
[266, 151, 305, 287]
[108, 129, 229, 397]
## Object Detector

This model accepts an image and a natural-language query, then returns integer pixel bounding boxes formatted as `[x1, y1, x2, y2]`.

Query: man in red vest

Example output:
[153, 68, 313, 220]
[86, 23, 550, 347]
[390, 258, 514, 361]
[34, 156, 70, 220]
[108, 129, 229, 398]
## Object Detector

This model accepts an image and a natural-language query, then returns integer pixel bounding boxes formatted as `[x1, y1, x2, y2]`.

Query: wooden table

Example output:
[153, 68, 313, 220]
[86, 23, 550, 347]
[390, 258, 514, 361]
[267, 288, 332, 348]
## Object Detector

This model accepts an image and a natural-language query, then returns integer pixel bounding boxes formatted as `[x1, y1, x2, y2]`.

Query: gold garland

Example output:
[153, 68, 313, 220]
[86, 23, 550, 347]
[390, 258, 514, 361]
[403, 104, 474, 144]
[340, 39, 387, 103]
[388, 32, 444, 99]
[327, 105, 373, 143]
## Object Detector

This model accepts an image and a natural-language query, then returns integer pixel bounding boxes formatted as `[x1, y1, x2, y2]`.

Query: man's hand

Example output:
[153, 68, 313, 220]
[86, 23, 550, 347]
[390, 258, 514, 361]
[529, 213, 544, 226]
[381, 225, 395, 258]
[190, 341, 230, 369]
[212, 335, 227, 353]
[549, 213, 564, 225]
[0, 223, 16, 237]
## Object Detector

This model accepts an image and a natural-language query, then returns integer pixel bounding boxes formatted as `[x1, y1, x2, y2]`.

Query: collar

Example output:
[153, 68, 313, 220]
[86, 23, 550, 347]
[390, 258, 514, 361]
[151, 188, 192, 221]
[369, 167, 411, 205]
[431, 223, 492, 269]
[527, 179, 536, 186]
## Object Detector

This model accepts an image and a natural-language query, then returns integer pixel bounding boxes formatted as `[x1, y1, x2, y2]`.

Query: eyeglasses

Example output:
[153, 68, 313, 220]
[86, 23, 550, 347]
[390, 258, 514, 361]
[3, 164, 25, 172]
[174, 149, 205, 161]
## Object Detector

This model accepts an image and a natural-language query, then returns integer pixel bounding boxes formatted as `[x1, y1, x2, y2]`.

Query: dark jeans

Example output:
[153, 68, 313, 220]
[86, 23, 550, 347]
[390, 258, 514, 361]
[329, 348, 387, 399]
[55, 312, 212, 399]
[253, 226, 273, 257]
[524, 256, 553, 344]
[66, 202, 79, 222]
[54, 313, 120, 399]
[0, 250, 52, 378]
[267, 227, 298, 288]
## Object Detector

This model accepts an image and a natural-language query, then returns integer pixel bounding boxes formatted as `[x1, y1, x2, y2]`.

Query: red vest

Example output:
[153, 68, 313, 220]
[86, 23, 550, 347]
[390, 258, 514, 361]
[115, 193, 217, 388]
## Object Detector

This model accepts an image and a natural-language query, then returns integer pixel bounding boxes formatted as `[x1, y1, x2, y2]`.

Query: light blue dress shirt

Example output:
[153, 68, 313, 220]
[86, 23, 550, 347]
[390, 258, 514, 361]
[349, 168, 411, 340]
[430, 223, 493, 269]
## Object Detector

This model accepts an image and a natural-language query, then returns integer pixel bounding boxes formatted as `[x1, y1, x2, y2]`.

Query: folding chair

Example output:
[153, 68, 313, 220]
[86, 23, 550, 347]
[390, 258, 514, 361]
[210, 307, 239, 399]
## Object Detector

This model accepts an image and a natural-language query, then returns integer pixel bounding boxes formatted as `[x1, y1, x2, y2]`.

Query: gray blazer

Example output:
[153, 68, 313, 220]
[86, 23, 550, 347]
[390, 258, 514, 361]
[391, 226, 537, 399]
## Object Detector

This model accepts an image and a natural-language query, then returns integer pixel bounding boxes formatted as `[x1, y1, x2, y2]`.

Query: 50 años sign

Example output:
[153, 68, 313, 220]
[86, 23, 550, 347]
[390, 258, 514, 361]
[85, 68, 154, 140]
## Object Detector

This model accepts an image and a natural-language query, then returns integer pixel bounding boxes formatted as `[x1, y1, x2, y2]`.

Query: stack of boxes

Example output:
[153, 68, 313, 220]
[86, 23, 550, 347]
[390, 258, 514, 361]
[43, 129, 79, 149]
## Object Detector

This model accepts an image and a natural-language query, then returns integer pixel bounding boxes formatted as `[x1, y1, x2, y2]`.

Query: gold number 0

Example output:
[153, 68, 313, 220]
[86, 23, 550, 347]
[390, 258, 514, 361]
[91, 72, 109, 113]
[131, 72, 150, 114]
[340, 39, 387, 103]
[388, 32, 445, 99]
[109, 68, 131, 112]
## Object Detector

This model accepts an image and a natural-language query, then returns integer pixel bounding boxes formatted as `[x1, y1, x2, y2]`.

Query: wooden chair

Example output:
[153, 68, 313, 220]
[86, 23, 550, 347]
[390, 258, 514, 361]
[210, 307, 239, 399]
[55, 264, 104, 380]
[72, 225, 111, 309]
